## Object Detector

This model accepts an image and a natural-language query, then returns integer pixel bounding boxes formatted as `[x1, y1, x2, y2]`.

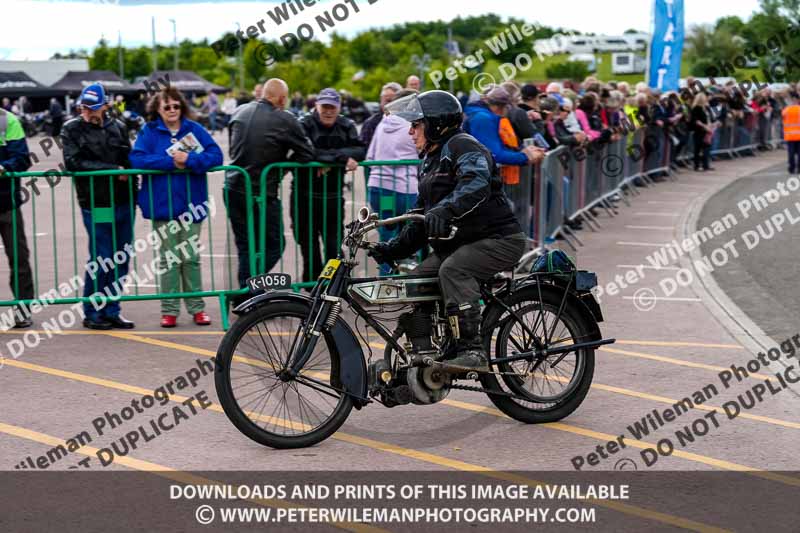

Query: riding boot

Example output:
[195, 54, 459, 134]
[444, 304, 488, 371]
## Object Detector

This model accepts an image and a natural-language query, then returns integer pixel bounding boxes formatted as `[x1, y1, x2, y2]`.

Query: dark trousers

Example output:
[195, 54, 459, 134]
[693, 132, 710, 170]
[0, 209, 34, 317]
[80, 205, 134, 319]
[290, 192, 344, 282]
[413, 233, 526, 310]
[788, 141, 800, 174]
[51, 117, 63, 137]
[226, 189, 284, 290]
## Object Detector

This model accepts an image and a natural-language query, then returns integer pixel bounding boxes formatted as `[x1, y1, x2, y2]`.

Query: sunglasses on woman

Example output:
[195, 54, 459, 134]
[162, 104, 181, 112]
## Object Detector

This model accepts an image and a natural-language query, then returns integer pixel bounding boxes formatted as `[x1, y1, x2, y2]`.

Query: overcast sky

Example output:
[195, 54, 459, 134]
[2, 0, 763, 60]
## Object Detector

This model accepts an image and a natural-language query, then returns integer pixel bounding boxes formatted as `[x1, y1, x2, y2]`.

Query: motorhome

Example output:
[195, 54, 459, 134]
[611, 53, 646, 74]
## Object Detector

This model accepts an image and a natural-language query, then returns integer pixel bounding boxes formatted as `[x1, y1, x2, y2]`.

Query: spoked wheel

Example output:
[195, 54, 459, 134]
[215, 302, 353, 449]
[480, 288, 596, 423]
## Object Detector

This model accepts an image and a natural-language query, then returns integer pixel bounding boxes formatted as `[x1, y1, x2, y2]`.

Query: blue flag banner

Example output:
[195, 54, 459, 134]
[648, 0, 685, 91]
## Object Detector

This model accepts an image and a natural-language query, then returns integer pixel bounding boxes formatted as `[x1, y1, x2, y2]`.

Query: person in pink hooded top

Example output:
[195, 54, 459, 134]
[574, 93, 603, 142]
[366, 89, 420, 255]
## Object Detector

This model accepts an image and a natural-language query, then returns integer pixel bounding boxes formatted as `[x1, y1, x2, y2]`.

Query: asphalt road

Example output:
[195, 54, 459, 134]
[698, 160, 800, 344]
[1, 133, 799, 531]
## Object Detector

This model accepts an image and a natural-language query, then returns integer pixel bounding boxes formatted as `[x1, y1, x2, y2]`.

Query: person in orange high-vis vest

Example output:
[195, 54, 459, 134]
[498, 116, 521, 184]
[781, 94, 800, 175]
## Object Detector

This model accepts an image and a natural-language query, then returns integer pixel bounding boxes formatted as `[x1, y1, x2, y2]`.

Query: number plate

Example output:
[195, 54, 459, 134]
[246, 273, 291, 293]
[319, 259, 341, 280]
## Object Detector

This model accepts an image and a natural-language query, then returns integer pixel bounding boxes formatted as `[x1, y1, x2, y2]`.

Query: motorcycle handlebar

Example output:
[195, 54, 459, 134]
[357, 212, 458, 242]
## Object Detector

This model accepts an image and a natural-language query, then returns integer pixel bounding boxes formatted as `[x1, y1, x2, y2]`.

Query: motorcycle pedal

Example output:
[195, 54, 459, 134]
[466, 371, 479, 381]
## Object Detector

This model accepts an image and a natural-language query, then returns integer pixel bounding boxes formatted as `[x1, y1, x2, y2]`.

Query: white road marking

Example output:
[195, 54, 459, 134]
[623, 296, 701, 302]
[616, 241, 670, 247]
[617, 264, 680, 270]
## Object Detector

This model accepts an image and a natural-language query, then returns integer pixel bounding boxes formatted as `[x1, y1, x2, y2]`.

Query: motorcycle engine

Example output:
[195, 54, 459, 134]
[399, 308, 451, 405]
[367, 307, 452, 406]
[407, 366, 451, 404]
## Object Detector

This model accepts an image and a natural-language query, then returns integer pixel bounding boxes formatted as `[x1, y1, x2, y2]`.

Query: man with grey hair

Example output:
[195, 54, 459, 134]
[406, 75, 421, 91]
[360, 81, 402, 147]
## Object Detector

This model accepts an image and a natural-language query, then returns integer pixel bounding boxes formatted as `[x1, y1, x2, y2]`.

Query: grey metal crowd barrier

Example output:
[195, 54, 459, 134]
[518, 114, 785, 267]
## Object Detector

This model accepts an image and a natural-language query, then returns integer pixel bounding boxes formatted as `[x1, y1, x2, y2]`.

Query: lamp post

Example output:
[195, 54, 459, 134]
[411, 53, 431, 91]
[151, 16, 157, 72]
[169, 19, 178, 71]
[236, 23, 244, 93]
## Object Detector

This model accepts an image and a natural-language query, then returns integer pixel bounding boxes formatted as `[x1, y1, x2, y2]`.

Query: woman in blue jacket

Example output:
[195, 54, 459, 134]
[130, 88, 223, 327]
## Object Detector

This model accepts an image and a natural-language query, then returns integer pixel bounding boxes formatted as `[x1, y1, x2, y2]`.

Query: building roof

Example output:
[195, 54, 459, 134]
[146, 70, 228, 94]
[51, 70, 139, 94]
[0, 71, 67, 97]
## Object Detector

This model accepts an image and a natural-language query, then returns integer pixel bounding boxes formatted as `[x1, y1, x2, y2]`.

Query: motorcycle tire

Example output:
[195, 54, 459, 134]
[215, 301, 353, 449]
[480, 288, 596, 424]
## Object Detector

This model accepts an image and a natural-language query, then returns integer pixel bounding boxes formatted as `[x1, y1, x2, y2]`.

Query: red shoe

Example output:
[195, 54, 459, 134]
[160, 315, 177, 328]
[193, 311, 211, 326]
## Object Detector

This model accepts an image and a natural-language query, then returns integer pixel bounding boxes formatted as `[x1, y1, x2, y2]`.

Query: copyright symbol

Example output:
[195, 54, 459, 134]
[602, 154, 623, 177]
[195, 505, 215, 525]
[632, 288, 657, 312]
[256, 42, 278, 67]
[473, 72, 496, 94]
[614, 458, 638, 471]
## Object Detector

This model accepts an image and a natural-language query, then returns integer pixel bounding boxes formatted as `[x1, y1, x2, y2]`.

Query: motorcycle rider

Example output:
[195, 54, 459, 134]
[370, 90, 539, 371]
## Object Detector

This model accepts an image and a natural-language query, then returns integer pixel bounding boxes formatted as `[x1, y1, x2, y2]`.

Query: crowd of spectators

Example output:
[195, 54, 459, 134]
[0, 72, 795, 330]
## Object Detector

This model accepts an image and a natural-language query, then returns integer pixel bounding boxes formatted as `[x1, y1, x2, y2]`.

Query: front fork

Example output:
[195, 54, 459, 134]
[280, 270, 345, 380]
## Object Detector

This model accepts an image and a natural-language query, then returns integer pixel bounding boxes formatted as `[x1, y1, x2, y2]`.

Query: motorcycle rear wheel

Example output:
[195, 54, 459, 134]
[480, 289, 595, 423]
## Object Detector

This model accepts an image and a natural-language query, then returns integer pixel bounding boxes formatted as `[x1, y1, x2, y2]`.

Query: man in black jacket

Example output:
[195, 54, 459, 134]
[61, 83, 135, 330]
[372, 91, 525, 372]
[0, 109, 34, 328]
[296, 88, 366, 281]
[226, 78, 314, 300]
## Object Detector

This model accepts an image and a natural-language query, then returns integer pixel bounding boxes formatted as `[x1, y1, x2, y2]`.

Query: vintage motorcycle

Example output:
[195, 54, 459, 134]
[214, 207, 615, 449]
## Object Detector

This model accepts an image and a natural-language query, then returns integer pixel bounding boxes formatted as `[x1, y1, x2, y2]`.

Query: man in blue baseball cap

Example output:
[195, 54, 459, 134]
[62, 83, 136, 330]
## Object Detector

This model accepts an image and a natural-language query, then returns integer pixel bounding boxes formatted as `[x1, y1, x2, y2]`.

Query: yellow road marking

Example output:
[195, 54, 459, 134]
[0, 420, 384, 533]
[614, 340, 743, 350]
[101, 334, 800, 484]
[534, 374, 800, 431]
[0, 328, 746, 350]
[585, 381, 800, 430]
[113, 332, 800, 432]
[600, 347, 771, 379]
[0, 357, 728, 531]
[441, 399, 800, 487]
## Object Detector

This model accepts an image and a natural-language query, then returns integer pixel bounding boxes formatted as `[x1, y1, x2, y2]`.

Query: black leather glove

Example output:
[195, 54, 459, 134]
[424, 210, 450, 239]
[367, 242, 395, 266]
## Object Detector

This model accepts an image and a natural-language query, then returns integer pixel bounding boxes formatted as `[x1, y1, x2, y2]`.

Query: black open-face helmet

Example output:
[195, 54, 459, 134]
[385, 90, 463, 143]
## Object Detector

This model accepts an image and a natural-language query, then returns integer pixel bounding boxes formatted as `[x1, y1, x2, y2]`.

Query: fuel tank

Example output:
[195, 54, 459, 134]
[348, 276, 441, 306]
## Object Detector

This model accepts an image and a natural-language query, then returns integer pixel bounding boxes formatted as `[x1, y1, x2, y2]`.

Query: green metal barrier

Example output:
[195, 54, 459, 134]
[2, 165, 255, 330]
[259, 160, 420, 288]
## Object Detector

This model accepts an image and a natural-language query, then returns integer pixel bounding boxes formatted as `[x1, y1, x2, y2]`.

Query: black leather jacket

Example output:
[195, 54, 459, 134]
[226, 100, 315, 199]
[387, 130, 521, 256]
[296, 112, 366, 199]
[61, 116, 131, 210]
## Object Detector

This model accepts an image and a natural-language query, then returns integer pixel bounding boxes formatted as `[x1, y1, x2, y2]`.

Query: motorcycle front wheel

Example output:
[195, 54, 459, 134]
[215, 301, 353, 449]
